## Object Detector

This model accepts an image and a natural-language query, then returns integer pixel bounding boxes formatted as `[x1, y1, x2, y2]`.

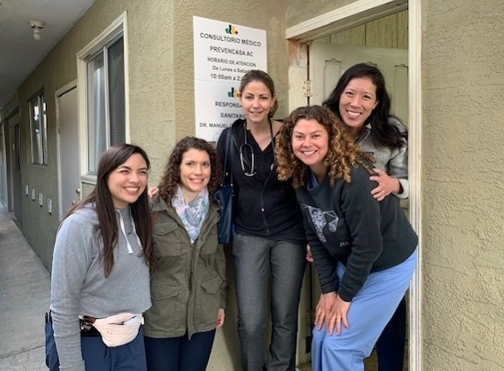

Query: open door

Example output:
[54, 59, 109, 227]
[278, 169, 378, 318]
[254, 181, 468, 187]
[56, 84, 81, 220]
[288, 2, 422, 370]
[5, 113, 24, 223]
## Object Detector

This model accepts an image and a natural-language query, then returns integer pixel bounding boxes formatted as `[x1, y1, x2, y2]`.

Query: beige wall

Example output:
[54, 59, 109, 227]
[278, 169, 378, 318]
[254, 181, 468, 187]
[286, 0, 356, 27]
[423, 0, 504, 369]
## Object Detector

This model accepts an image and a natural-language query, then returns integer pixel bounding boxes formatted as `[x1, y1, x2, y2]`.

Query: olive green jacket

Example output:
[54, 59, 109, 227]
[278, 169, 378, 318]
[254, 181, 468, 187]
[143, 196, 227, 339]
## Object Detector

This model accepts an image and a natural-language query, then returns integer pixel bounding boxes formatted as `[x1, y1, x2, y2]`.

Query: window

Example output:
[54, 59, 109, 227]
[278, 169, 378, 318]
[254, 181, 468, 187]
[86, 36, 125, 174]
[29, 93, 48, 165]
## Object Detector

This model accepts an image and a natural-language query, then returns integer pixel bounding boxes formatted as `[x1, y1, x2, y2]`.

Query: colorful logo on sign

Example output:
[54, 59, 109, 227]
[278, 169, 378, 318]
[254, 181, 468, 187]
[228, 87, 239, 98]
[225, 25, 238, 35]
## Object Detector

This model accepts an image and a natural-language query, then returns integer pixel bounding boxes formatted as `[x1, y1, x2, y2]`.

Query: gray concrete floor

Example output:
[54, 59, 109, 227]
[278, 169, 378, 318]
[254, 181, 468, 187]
[0, 201, 50, 370]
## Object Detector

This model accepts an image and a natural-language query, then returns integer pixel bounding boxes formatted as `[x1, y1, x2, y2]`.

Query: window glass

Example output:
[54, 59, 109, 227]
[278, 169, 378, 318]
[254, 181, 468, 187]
[30, 93, 47, 165]
[86, 36, 125, 174]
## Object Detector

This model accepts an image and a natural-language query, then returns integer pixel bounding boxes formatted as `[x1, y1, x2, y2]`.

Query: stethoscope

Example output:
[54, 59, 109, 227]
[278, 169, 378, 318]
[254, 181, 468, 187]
[239, 119, 275, 177]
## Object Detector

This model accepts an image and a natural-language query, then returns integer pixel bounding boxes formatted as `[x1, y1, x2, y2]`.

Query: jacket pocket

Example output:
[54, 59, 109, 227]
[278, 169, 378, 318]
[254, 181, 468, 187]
[145, 281, 184, 333]
[194, 275, 221, 328]
[153, 221, 182, 256]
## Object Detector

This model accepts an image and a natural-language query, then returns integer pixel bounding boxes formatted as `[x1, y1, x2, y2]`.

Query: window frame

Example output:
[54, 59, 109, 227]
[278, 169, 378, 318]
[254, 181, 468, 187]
[76, 12, 129, 184]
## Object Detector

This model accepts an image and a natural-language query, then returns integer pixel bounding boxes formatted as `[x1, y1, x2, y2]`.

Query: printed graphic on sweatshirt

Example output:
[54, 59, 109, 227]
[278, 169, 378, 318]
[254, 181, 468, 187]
[302, 204, 338, 242]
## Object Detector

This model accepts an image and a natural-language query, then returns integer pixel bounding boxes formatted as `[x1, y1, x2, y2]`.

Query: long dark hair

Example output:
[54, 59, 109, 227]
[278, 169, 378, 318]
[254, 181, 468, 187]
[323, 63, 407, 150]
[63, 144, 154, 277]
[158, 136, 222, 203]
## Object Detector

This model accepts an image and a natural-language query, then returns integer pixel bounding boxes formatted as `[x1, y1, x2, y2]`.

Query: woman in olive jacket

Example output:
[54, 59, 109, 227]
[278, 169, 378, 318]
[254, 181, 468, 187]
[143, 137, 227, 371]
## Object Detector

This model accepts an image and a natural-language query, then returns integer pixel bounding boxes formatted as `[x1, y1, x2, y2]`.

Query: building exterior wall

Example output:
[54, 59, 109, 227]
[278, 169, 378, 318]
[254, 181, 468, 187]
[286, 0, 356, 27]
[422, 0, 504, 369]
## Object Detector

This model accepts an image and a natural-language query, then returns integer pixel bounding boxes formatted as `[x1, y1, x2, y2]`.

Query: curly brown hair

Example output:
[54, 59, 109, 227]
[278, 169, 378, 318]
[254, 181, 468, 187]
[158, 137, 222, 203]
[276, 105, 373, 188]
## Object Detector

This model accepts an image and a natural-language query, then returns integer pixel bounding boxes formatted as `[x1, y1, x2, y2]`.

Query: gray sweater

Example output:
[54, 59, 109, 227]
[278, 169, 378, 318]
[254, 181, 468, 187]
[50, 204, 151, 371]
[357, 117, 409, 199]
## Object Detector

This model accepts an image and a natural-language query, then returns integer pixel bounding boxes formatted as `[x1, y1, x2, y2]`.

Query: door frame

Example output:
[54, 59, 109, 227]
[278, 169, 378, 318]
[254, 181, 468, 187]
[3, 109, 20, 213]
[0, 121, 7, 206]
[286, 1, 423, 370]
[55, 79, 80, 220]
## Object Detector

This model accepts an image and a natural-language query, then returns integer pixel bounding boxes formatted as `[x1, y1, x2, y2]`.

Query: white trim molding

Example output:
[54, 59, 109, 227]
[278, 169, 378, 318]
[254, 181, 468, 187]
[55, 80, 78, 220]
[408, 1, 423, 370]
[286, 0, 408, 43]
[76, 11, 128, 183]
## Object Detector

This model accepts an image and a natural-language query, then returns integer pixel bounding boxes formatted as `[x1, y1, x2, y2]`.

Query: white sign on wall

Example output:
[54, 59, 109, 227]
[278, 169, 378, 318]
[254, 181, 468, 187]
[193, 16, 267, 142]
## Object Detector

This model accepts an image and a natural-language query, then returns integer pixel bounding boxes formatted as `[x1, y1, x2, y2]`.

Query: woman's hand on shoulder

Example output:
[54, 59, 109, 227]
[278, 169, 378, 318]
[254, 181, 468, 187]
[369, 168, 401, 201]
[148, 186, 159, 199]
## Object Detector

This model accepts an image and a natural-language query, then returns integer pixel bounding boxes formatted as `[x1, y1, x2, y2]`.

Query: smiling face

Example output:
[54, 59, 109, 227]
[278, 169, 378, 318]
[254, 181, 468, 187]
[338, 77, 378, 138]
[179, 148, 211, 201]
[238, 80, 276, 125]
[107, 153, 148, 209]
[291, 118, 329, 180]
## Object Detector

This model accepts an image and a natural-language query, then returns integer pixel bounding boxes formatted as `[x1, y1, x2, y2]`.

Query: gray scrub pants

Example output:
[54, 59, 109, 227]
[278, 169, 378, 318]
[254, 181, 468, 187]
[233, 233, 306, 371]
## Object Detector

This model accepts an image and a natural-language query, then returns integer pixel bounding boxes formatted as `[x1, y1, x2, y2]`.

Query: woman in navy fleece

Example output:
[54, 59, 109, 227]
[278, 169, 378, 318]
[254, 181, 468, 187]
[276, 105, 417, 371]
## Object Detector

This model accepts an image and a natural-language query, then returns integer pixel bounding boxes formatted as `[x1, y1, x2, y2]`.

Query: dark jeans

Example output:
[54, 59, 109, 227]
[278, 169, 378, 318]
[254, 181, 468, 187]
[81, 328, 147, 371]
[376, 297, 407, 371]
[233, 234, 306, 371]
[45, 313, 59, 371]
[144, 330, 216, 371]
[46, 315, 146, 371]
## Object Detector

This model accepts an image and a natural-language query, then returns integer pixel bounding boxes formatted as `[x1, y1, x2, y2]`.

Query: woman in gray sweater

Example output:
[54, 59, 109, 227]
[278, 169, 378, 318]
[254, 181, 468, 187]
[50, 143, 154, 371]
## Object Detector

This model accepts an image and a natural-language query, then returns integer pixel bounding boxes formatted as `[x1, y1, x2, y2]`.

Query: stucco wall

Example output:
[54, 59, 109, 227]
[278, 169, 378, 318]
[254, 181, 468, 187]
[286, 0, 356, 27]
[423, 0, 504, 369]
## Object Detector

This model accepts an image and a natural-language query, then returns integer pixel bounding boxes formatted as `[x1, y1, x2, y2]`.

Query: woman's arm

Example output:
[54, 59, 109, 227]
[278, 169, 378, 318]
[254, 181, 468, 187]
[338, 167, 383, 302]
[50, 216, 91, 371]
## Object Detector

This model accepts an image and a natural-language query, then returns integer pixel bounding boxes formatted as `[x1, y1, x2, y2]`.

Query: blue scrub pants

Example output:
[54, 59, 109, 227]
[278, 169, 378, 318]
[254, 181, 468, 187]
[311, 250, 417, 371]
[81, 327, 147, 371]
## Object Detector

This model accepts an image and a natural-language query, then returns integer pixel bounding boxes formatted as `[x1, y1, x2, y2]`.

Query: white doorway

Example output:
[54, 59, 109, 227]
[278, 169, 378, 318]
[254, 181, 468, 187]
[287, 1, 423, 370]
[56, 82, 81, 220]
